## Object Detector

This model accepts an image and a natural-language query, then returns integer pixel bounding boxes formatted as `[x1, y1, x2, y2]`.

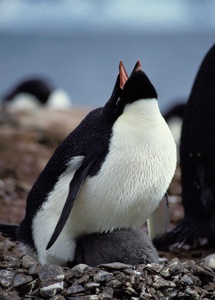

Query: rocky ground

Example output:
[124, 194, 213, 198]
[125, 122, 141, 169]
[0, 108, 214, 299]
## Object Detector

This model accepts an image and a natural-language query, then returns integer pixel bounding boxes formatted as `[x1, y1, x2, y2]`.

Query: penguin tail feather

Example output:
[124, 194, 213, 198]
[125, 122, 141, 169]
[0, 223, 18, 241]
[153, 218, 215, 251]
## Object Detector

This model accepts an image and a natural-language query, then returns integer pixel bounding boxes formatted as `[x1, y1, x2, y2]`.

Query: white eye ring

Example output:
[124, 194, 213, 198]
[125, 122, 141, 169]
[116, 98, 120, 106]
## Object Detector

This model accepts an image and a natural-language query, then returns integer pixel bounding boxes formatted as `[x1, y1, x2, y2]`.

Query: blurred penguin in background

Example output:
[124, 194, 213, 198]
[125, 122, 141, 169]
[0, 77, 72, 113]
[163, 101, 186, 162]
[154, 44, 215, 250]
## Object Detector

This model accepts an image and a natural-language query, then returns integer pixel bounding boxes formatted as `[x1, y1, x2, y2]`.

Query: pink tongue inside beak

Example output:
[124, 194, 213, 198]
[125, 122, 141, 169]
[119, 61, 128, 89]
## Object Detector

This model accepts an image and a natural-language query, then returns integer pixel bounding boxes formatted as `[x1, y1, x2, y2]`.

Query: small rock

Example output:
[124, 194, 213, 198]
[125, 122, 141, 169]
[156, 290, 165, 299]
[177, 291, 187, 298]
[180, 274, 194, 286]
[106, 279, 123, 288]
[165, 290, 178, 298]
[21, 255, 38, 269]
[98, 262, 133, 270]
[184, 287, 200, 298]
[130, 275, 140, 286]
[152, 275, 176, 289]
[93, 270, 113, 282]
[146, 287, 157, 298]
[67, 284, 85, 295]
[0, 256, 21, 268]
[98, 292, 112, 299]
[50, 295, 66, 300]
[76, 274, 90, 285]
[168, 261, 184, 276]
[81, 296, 98, 300]
[160, 267, 170, 278]
[0, 269, 15, 287]
[38, 264, 65, 281]
[203, 282, 215, 291]
[192, 264, 214, 285]
[40, 281, 64, 298]
[29, 263, 41, 275]
[84, 281, 100, 290]
[146, 263, 163, 273]
[123, 268, 137, 275]
[71, 264, 89, 274]
[101, 287, 114, 298]
[125, 286, 139, 296]
[0, 291, 21, 300]
[114, 272, 127, 283]
[205, 253, 215, 270]
[13, 273, 33, 287]
[191, 275, 202, 286]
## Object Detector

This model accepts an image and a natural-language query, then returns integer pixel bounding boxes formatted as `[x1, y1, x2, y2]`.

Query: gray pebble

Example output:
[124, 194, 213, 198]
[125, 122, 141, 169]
[76, 274, 90, 285]
[0, 269, 15, 287]
[84, 281, 100, 290]
[50, 295, 66, 300]
[152, 275, 176, 288]
[40, 281, 64, 298]
[38, 264, 65, 281]
[106, 279, 123, 288]
[145, 262, 163, 273]
[0, 291, 21, 300]
[125, 286, 139, 296]
[160, 267, 170, 278]
[21, 255, 38, 269]
[98, 262, 133, 270]
[67, 284, 85, 295]
[180, 274, 194, 286]
[0, 255, 21, 268]
[13, 273, 33, 287]
[205, 253, 215, 270]
[28, 263, 41, 275]
[93, 270, 113, 282]
[81, 296, 99, 300]
[0, 253, 214, 299]
[71, 264, 89, 274]
[98, 292, 112, 299]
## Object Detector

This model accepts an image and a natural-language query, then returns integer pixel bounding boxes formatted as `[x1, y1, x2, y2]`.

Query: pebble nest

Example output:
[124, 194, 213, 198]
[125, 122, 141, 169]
[0, 254, 215, 300]
[0, 109, 215, 299]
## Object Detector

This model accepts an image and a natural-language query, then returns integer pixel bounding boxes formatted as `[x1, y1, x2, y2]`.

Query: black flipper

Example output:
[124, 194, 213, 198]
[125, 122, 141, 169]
[46, 157, 97, 250]
[0, 223, 18, 241]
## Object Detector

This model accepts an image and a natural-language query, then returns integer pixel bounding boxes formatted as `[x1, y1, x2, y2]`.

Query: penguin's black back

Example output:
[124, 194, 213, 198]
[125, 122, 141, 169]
[17, 107, 116, 249]
[180, 44, 215, 220]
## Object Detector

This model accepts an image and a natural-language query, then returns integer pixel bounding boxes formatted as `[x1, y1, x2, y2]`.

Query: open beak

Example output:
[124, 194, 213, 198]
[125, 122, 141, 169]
[119, 61, 128, 90]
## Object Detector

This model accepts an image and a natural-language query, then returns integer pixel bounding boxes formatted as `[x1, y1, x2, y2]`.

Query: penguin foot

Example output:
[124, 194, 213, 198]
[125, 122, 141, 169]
[153, 218, 215, 251]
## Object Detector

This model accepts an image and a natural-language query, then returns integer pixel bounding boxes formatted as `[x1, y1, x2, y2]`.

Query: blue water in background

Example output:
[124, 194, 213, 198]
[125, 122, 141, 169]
[0, 31, 214, 113]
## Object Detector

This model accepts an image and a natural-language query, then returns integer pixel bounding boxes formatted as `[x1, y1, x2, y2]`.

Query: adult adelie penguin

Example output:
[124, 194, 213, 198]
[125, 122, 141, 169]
[0, 61, 176, 266]
[154, 44, 215, 250]
[1, 77, 71, 111]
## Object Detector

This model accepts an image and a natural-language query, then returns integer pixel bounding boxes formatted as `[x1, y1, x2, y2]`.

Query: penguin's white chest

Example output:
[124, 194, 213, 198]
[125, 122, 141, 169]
[74, 109, 176, 233]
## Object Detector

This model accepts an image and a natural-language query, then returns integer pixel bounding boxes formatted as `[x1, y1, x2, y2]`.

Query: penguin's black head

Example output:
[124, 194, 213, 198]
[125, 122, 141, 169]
[103, 61, 157, 120]
[120, 61, 157, 106]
